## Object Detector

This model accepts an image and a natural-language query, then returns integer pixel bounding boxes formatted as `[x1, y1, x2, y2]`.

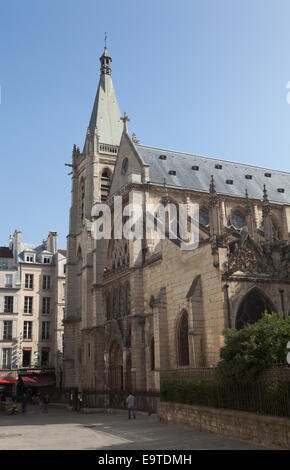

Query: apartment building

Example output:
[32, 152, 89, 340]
[0, 230, 66, 394]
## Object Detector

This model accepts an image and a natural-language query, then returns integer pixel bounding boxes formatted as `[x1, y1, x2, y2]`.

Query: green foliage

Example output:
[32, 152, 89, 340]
[216, 311, 290, 383]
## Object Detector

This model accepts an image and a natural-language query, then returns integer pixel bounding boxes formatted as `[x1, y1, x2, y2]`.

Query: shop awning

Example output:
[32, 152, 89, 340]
[21, 375, 55, 387]
[0, 379, 17, 384]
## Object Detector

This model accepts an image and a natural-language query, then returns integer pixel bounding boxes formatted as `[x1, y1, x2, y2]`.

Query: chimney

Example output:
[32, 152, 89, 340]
[47, 231, 58, 254]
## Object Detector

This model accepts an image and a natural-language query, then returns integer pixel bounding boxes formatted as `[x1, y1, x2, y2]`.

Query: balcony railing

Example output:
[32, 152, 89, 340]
[98, 143, 118, 155]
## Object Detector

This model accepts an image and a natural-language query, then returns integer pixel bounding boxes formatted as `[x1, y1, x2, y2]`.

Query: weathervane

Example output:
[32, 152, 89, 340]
[104, 32, 107, 48]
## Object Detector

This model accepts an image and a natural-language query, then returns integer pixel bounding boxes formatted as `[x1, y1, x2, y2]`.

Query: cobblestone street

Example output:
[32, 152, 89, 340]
[0, 405, 266, 450]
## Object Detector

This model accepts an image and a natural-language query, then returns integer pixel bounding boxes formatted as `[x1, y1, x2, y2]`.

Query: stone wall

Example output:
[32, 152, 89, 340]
[158, 401, 290, 449]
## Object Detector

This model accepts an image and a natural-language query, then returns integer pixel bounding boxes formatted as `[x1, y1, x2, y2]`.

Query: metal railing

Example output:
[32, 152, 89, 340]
[160, 378, 290, 418]
[80, 389, 160, 413]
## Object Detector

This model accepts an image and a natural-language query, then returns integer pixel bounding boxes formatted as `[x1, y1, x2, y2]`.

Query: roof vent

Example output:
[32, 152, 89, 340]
[265, 173, 271, 177]
[168, 170, 176, 176]
[245, 175, 252, 180]
[226, 179, 233, 185]
[215, 164, 222, 169]
[159, 155, 167, 160]
[277, 188, 285, 193]
[192, 165, 199, 171]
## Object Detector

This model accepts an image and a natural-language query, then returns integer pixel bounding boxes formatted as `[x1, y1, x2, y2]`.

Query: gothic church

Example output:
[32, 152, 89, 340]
[63, 46, 290, 395]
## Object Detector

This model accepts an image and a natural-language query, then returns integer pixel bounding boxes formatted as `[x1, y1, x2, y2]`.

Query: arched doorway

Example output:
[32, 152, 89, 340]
[109, 342, 123, 390]
[236, 288, 273, 330]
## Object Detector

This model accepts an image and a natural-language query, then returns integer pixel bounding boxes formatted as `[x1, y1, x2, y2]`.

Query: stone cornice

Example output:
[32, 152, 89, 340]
[224, 274, 290, 284]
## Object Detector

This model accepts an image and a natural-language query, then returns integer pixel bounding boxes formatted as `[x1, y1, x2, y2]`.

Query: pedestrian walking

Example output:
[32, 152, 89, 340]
[77, 392, 83, 412]
[126, 392, 136, 420]
[39, 396, 44, 413]
[43, 394, 49, 413]
[22, 393, 27, 413]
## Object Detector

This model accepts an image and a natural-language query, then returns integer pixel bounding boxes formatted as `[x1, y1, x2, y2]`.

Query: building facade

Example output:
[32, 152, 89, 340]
[63, 46, 290, 397]
[0, 230, 66, 392]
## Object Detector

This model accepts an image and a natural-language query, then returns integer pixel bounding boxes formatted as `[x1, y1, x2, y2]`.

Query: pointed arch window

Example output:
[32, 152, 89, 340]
[236, 289, 272, 330]
[112, 288, 118, 318]
[119, 285, 124, 316]
[199, 207, 209, 227]
[109, 342, 123, 390]
[122, 158, 129, 175]
[230, 210, 244, 230]
[177, 311, 189, 366]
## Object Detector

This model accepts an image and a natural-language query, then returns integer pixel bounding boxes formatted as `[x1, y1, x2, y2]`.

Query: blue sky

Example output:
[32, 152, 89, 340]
[1, 0, 290, 248]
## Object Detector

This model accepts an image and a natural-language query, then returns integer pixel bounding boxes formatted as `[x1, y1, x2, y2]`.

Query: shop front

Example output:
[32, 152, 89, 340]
[0, 371, 18, 412]
[0, 371, 18, 399]
[18, 368, 56, 402]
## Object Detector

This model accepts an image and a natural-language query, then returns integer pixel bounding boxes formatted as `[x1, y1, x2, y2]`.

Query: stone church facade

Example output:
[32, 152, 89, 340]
[63, 46, 290, 395]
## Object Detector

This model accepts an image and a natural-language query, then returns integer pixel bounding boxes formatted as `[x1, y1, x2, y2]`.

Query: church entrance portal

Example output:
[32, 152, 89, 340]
[236, 288, 273, 330]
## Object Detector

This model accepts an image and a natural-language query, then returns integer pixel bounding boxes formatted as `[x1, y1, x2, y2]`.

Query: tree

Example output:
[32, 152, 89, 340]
[216, 312, 290, 383]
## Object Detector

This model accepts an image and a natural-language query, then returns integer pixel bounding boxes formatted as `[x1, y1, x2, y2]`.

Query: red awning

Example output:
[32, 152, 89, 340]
[0, 379, 17, 384]
[21, 376, 55, 387]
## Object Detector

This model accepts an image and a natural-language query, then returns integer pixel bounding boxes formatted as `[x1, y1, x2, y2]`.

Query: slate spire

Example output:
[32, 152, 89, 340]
[87, 45, 123, 147]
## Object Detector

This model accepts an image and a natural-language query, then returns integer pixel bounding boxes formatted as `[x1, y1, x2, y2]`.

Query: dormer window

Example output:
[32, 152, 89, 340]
[215, 164, 222, 169]
[192, 165, 199, 171]
[168, 170, 176, 175]
[159, 155, 167, 160]
[277, 188, 285, 193]
[43, 257, 51, 264]
[245, 175, 252, 180]
[265, 173, 271, 178]
[25, 253, 35, 263]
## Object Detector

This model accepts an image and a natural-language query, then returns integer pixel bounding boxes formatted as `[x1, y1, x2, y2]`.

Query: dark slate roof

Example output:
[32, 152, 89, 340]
[136, 145, 290, 205]
[0, 247, 13, 258]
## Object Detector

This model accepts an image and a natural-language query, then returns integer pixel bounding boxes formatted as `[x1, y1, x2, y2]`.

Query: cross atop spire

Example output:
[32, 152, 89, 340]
[121, 112, 130, 132]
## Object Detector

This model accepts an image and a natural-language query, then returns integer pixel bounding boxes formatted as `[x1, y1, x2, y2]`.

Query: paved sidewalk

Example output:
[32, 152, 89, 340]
[0, 405, 266, 450]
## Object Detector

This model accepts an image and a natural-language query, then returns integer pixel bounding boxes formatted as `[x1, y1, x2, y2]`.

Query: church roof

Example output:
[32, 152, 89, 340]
[0, 247, 13, 258]
[136, 144, 290, 204]
[88, 48, 123, 146]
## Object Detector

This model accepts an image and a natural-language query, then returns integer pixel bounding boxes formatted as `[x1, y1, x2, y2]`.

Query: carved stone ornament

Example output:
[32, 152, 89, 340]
[222, 233, 275, 278]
